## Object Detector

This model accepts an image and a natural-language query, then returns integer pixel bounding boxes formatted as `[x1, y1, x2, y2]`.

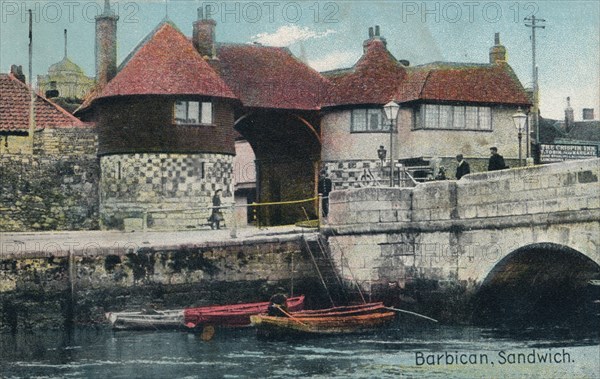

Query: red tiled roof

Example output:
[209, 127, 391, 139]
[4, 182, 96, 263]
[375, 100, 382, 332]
[214, 44, 331, 110]
[97, 22, 235, 100]
[396, 62, 531, 105]
[323, 39, 530, 108]
[323, 39, 407, 107]
[0, 73, 84, 131]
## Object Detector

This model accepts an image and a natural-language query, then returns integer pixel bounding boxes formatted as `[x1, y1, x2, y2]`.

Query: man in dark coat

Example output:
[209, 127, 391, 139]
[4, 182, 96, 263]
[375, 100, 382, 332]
[488, 147, 507, 171]
[455, 154, 471, 180]
[209, 189, 223, 229]
[317, 171, 333, 217]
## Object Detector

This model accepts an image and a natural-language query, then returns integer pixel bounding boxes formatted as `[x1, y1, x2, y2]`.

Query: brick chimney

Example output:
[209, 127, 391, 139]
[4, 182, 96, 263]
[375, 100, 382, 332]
[95, 0, 119, 86]
[10, 65, 26, 83]
[489, 32, 507, 64]
[363, 25, 387, 53]
[582, 108, 594, 120]
[565, 97, 575, 132]
[193, 7, 217, 59]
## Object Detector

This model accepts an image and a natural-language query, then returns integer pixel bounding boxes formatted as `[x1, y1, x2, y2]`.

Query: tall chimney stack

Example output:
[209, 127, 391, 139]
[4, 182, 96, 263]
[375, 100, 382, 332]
[95, 0, 119, 85]
[363, 25, 387, 53]
[565, 96, 575, 132]
[582, 108, 594, 120]
[193, 7, 217, 59]
[489, 32, 507, 64]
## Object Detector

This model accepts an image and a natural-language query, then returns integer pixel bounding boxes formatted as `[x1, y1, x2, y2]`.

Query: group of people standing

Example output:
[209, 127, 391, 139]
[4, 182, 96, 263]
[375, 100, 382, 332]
[454, 146, 507, 180]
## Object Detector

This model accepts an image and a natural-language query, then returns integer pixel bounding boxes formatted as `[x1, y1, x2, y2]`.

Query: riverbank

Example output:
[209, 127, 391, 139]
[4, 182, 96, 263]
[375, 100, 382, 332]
[0, 226, 330, 332]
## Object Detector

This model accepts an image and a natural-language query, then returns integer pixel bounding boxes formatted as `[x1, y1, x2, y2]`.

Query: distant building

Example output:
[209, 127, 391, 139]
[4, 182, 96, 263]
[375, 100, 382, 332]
[37, 30, 95, 113]
[0, 68, 90, 155]
[321, 30, 531, 185]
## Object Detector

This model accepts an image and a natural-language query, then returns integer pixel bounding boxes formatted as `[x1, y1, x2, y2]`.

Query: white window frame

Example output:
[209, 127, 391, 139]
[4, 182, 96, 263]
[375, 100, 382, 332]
[415, 104, 492, 131]
[350, 108, 389, 133]
[174, 100, 213, 125]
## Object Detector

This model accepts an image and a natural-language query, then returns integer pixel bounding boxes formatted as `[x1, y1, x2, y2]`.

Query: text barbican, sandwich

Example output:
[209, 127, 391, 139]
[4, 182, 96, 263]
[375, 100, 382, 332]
[415, 349, 573, 366]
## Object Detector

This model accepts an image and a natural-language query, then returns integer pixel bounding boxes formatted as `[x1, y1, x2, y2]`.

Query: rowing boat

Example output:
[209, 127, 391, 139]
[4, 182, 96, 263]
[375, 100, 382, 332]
[106, 295, 305, 330]
[184, 295, 305, 329]
[106, 309, 184, 330]
[250, 302, 395, 339]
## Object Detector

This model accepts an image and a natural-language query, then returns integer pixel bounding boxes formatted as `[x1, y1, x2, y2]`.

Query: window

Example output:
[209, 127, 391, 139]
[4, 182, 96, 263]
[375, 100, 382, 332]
[415, 104, 492, 130]
[351, 109, 389, 132]
[174, 101, 213, 125]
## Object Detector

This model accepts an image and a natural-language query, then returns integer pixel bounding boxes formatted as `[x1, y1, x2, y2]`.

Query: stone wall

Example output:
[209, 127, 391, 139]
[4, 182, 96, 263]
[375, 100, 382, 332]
[0, 128, 99, 231]
[99, 153, 233, 230]
[324, 159, 600, 321]
[0, 236, 323, 331]
[33, 127, 98, 156]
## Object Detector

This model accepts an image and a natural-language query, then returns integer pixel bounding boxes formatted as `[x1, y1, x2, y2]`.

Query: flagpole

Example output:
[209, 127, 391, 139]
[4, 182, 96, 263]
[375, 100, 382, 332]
[28, 9, 36, 153]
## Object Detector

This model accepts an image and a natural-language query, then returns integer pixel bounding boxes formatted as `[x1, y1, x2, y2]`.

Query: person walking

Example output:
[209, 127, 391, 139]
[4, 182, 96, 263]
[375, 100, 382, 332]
[455, 154, 471, 180]
[488, 147, 507, 171]
[209, 189, 223, 229]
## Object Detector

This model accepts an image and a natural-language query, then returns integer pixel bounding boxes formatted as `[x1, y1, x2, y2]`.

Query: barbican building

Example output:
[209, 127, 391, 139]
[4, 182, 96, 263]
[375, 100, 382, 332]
[75, 2, 530, 230]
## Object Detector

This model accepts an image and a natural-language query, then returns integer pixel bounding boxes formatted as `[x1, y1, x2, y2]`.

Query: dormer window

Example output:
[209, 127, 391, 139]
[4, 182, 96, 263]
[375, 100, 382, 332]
[351, 108, 389, 132]
[174, 100, 213, 125]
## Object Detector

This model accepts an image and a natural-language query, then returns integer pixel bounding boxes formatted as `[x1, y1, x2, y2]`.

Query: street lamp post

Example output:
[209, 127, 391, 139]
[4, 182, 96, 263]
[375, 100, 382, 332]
[383, 101, 400, 187]
[512, 107, 527, 167]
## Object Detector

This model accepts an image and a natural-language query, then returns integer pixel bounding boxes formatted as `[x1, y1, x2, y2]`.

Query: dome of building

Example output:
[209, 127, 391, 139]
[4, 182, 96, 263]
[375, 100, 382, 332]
[48, 57, 85, 75]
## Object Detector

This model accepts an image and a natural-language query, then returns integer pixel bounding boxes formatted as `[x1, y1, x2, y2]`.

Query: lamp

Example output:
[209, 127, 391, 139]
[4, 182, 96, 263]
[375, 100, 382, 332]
[383, 101, 400, 186]
[512, 107, 527, 167]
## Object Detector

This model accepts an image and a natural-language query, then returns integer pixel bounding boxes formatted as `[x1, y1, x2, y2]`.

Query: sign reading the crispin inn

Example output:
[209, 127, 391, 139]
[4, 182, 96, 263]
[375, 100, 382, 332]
[540, 144, 599, 163]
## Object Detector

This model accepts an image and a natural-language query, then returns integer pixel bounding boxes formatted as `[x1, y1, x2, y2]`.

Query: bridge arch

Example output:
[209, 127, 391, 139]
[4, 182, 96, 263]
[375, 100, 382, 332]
[472, 243, 600, 327]
[234, 110, 321, 225]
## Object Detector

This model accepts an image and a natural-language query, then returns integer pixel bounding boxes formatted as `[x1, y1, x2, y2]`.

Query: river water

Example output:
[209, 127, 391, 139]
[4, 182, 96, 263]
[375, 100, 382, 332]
[1, 321, 598, 378]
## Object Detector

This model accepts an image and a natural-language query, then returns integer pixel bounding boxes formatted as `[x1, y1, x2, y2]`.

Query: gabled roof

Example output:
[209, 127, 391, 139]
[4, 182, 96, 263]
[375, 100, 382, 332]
[96, 22, 235, 100]
[214, 43, 330, 110]
[0, 73, 84, 131]
[538, 116, 567, 144]
[566, 121, 600, 142]
[322, 38, 531, 108]
[396, 62, 531, 105]
[323, 39, 407, 107]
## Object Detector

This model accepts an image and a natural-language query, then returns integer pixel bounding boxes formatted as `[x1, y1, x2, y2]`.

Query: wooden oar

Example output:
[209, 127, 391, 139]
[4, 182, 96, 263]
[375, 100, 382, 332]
[275, 305, 308, 326]
[385, 307, 438, 323]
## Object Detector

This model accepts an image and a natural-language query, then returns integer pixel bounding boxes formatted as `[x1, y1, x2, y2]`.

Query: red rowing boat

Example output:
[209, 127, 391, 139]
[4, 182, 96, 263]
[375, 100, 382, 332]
[184, 295, 305, 329]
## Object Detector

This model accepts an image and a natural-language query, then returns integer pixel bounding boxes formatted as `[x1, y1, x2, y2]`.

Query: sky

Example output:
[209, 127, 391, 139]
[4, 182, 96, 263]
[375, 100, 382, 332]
[1, 0, 598, 120]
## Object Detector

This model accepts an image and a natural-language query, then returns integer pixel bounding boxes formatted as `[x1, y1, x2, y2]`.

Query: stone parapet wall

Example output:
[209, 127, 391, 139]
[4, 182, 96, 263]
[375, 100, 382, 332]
[0, 154, 100, 231]
[100, 153, 233, 230]
[456, 158, 599, 219]
[329, 158, 599, 227]
[327, 187, 412, 225]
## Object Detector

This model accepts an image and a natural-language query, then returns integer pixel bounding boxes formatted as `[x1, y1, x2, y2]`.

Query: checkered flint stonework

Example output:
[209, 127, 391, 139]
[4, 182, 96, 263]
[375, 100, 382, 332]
[100, 153, 233, 200]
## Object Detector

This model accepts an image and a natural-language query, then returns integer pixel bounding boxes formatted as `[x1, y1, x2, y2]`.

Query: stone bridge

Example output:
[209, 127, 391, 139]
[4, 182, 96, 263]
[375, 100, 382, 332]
[323, 158, 600, 324]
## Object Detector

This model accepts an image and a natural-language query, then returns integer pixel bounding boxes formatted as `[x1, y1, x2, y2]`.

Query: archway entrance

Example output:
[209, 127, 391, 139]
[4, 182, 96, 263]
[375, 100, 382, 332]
[235, 111, 321, 226]
[473, 243, 600, 328]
